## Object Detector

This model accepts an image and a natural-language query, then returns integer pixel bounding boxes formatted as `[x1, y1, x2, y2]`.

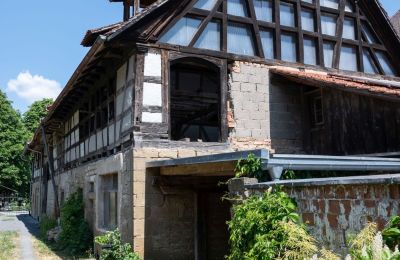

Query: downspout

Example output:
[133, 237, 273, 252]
[41, 123, 60, 219]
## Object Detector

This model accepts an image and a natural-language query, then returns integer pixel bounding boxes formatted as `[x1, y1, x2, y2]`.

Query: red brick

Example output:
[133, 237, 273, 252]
[313, 199, 325, 213]
[364, 200, 376, 208]
[336, 186, 346, 199]
[346, 188, 357, 199]
[328, 200, 340, 214]
[302, 213, 315, 226]
[327, 214, 338, 229]
[324, 186, 335, 198]
[389, 185, 400, 199]
[340, 200, 351, 215]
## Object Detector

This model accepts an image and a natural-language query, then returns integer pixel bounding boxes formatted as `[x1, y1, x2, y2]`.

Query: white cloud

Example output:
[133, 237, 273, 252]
[7, 71, 62, 103]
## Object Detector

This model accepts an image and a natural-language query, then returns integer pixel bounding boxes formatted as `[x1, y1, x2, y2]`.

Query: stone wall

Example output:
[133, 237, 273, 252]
[131, 147, 232, 259]
[229, 178, 400, 256]
[42, 150, 133, 243]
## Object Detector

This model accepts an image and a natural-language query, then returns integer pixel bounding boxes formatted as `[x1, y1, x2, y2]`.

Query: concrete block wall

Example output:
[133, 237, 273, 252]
[228, 61, 304, 153]
[269, 75, 304, 153]
[229, 62, 271, 150]
[131, 147, 232, 258]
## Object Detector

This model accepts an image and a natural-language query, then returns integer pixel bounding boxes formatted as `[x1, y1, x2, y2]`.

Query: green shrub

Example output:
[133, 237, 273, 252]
[39, 216, 57, 239]
[227, 187, 301, 259]
[234, 153, 264, 180]
[95, 229, 141, 260]
[57, 190, 93, 256]
[383, 216, 400, 249]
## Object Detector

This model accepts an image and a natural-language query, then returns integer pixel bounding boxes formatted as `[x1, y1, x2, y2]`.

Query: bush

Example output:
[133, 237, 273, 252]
[39, 216, 57, 239]
[227, 187, 301, 259]
[234, 153, 263, 180]
[57, 190, 93, 256]
[95, 229, 141, 260]
[383, 216, 400, 249]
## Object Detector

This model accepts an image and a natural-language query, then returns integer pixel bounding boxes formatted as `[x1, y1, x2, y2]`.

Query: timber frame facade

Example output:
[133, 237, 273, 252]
[27, 0, 400, 258]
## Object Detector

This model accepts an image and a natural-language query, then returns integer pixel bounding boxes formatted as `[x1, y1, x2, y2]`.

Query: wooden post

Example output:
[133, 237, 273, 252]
[123, 0, 131, 21]
[41, 123, 60, 218]
[134, 0, 140, 15]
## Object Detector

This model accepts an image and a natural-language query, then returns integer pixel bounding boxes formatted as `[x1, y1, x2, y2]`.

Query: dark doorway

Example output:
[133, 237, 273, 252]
[197, 191, 230, 260]
[170, 58, 221, 142]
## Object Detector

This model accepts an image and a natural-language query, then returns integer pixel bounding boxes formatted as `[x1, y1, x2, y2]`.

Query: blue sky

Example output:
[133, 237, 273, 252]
[0, 0, 398, 113]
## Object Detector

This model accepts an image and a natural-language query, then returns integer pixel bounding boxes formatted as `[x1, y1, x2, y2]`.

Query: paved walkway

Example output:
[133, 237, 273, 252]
[0, 212, 39, 260]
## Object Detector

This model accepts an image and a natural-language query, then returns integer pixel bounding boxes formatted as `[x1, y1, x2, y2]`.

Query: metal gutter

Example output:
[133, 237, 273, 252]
[146, 149, 269, 168]
[146, 149, 400, 180]
[247, 173, 400, 188]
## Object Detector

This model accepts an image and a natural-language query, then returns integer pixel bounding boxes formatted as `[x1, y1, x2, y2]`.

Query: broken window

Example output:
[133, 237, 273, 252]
[170, 58, 221, 142]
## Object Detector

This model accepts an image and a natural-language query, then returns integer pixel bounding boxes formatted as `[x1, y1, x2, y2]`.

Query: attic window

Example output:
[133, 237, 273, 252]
[158, 0, 398, 76]
[193, 0, 218, 10]
[159, 16, 202, 46]
[227, 0, 249, 17]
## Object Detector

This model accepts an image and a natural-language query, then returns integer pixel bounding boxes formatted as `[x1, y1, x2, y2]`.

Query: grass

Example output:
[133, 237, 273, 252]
[0, 231, 19, 260]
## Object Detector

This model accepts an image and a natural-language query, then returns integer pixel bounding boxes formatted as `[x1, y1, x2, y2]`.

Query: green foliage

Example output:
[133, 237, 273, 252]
[95, 229, 141, 260]
[234, 153, 264, 180]
[57, 190, 93, 255]
[227, 187, 300, 259]
[39, 216, 57, 239]
[22, 98, 53, 137]
[0, 90, 30, 195]
[347, 222, 400, 260]
[383, 216, 400, 249]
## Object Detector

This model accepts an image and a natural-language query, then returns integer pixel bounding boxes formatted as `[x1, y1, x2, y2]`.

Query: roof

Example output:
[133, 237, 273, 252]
[270, 66, 400, 100]
[81, 22, 124, 47]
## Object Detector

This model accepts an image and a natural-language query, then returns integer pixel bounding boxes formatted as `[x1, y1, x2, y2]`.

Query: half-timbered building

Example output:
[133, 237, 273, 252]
[27, 0, 400, 258]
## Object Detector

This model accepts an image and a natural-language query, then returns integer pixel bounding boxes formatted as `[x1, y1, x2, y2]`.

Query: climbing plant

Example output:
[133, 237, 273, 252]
[234, 153, 264, 180]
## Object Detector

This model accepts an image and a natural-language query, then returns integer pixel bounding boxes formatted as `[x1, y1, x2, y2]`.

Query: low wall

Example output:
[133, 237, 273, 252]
[228, 176, 400, 255]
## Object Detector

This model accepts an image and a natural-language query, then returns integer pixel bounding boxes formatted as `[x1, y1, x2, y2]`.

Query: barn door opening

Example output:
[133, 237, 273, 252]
[170, 58, 221, 142]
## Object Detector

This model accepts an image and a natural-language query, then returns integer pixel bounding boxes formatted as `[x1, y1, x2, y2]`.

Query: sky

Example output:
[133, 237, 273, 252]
[0, 0, 399, 113]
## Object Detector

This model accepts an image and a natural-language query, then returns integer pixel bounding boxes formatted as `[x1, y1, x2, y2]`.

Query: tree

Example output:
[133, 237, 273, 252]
[23, 98, 53, 137]
[0, 90, 30, 195]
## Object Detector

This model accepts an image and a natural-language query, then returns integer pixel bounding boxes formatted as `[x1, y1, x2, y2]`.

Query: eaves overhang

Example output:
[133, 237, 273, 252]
[146, 149, 400, 179]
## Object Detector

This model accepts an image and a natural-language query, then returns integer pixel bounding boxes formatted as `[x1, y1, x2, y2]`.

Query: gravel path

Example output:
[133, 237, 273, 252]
[0, 212, 39, 260]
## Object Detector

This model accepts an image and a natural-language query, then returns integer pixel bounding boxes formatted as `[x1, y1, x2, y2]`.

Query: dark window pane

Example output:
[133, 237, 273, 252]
[193, 0, 218, 10]
[254, 0, 273, 22]
[281, 33, 297, 62]
[194, 20, 221, 51]
[160, 17, 202, 46]
[227, 23, 255, 56]
[302, 0, 314, 3]
[343, 18, 356, 40]
[320, 0, 339, 9]
[321, 14, 337, 36]
[362, 49, 379, 74]
[345, 0, 354, 12]
[301, 9, 315, 32]
[260, 30, 274, 59]
[280, 3, 295, 27]
[323, 41, 334, 68]
[304, 38, 317, 65]
[376, 51, 396, 76]
[227, 0, 249, 17]
[339, 45, 358, 71]
[361, 22, 379, 44]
